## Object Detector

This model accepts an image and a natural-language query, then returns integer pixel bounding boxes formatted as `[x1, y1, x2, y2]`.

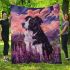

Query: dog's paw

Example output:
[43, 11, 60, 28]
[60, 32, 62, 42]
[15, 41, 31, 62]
[33, 41, 37, 45]
[33, 42, 36, 45]
[32, 36, 36, 39]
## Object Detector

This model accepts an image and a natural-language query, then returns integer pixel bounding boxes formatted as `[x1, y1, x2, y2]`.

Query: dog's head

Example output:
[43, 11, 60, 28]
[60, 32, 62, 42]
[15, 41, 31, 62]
[22, 16, 43, 32]
[28, 16, 43, 31]
[22, 16, 32, 30]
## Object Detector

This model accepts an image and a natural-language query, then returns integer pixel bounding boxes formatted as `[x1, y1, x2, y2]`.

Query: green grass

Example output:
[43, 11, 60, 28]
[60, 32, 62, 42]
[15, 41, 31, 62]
[0, 41, 70, 70]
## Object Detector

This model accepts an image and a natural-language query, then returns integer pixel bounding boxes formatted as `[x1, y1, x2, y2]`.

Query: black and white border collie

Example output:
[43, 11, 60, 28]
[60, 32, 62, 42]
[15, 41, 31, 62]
[22, 16, 34, 52]
[22, 16, 53, 60]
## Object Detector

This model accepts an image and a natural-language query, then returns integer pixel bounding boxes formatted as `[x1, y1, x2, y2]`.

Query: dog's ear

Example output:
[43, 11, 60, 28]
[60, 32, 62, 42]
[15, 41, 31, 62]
[25, 16, 32, 21]
[34, 16, 43, 25]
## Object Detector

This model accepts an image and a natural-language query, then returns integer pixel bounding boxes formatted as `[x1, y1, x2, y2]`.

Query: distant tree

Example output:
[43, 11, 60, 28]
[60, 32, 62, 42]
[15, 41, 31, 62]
[21, 0, 30, 5]
[21, 0, 25, 4]
[62, 0, 69, 14]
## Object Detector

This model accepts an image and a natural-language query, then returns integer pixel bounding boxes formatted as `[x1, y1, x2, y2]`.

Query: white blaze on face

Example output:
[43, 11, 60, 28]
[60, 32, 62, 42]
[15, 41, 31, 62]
[24, 18, 31, 29]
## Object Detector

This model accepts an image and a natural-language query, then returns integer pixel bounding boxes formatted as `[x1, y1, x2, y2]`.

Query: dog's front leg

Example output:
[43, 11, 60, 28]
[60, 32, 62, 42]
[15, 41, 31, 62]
[32, 36, 36, 39]
[33, 40, 37, 45]
[33, 40, 41, 45]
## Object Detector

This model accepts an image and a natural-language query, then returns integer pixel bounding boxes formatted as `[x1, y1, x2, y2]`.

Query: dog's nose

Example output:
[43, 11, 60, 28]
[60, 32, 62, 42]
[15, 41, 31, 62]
[22, 23, 25, 28]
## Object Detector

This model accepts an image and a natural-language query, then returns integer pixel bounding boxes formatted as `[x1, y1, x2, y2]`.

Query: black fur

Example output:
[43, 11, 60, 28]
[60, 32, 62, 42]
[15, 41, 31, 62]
[28, 16, 53, 56]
